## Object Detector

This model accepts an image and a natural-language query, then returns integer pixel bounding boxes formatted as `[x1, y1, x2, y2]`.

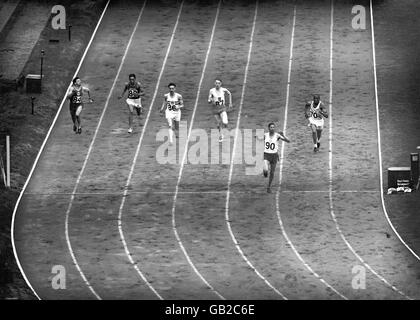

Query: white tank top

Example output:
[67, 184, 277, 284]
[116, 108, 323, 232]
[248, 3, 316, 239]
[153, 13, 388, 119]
[209, 87, 228, 106]
[264, 132, 281, 154]
[310, 101, 323, 120]
[165, 92, 182, 112]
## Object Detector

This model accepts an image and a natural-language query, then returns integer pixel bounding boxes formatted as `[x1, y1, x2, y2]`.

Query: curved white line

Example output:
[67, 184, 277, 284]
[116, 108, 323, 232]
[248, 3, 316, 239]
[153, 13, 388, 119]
[370, 0, 420, 262]
[328, 0, 411, 300]
[274, 5, 348, 300]
[10, 0, 111, 300]
[224, 0, 287, 300]
[170, 0, 224, 300]
[117, 1, 188, 301]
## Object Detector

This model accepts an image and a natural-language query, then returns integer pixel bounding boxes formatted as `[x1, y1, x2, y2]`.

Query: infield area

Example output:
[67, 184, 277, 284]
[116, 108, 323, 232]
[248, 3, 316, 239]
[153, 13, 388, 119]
[12, 0, 420, 300]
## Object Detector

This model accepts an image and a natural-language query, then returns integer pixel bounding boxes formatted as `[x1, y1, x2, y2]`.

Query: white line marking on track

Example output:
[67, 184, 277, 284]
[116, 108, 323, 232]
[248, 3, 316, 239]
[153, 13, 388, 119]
[10, 0, 112, 301]
[24, 190, 380, 196]
[224, 0, 287, 300]
[370, 0, 420, 262]
[169, 0, 224, 300]
[64, 0, 149, 300]
[275, 5, 348, 300]
[328, 0, 411, 300]
[117, 1, 188, 301]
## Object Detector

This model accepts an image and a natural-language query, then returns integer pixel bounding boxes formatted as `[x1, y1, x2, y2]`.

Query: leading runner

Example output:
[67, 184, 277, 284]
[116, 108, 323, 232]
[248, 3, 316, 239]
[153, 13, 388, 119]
[305, 94, 328, 152]
[208, 79, 233, 142]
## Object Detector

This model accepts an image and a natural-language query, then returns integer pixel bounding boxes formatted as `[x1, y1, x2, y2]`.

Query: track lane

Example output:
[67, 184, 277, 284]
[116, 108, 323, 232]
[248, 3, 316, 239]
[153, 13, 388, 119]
[118, 0, 224, 299]
[165, 0, 282, 299]
[13, 1, 148, 299]
[275, 0, 390, 299]
[331, 0, 420, 299]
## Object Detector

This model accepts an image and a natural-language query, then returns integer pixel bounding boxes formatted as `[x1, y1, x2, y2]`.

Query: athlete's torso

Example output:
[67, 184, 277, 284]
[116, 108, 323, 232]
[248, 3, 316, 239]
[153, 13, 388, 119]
[264, 132, 281, 154]
[309, 101, 324, 121]
[209, 87, 228, 112]
[126, 81, 142, 99]
[70, 86, 83, 105]
[165, 92, 182, 112]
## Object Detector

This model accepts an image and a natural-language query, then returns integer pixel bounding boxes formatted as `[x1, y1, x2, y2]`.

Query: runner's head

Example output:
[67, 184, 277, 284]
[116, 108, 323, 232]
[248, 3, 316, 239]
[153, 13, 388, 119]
[268, 122, 275, 134]
[129, 74, 136, 85]
[168, 82, 176, 94]
[313, 94, 320, 104]
[215, 79, 222, 89]
[73, 77, 81, 86]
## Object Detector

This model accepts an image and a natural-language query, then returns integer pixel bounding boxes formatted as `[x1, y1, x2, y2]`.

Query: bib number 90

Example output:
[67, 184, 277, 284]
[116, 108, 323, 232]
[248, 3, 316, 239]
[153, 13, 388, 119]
[265, 142, 275, 150]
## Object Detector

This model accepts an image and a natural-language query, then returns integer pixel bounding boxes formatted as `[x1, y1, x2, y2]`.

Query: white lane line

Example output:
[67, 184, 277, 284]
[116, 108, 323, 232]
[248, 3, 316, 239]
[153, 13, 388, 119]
[328, 0, 411, 300]
[25, 190, 380, 196]
[370, 0, 420, 262]
[275, 5, 347, 300]
[224, 0, 286, 300]
[63, 1, 148, 300]
[170, 0, 224, 300]
[10, 0, 112, 301]
[117, 1, 186, 301]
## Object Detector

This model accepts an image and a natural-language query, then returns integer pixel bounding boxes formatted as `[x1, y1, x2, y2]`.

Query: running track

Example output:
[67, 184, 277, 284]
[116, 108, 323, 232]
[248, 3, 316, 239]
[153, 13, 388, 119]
[12, 0, 420, 299]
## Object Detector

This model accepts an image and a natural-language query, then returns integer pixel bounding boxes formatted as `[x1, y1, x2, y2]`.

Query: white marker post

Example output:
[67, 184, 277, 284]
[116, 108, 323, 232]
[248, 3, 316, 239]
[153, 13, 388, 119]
[6, 135, 10, 187]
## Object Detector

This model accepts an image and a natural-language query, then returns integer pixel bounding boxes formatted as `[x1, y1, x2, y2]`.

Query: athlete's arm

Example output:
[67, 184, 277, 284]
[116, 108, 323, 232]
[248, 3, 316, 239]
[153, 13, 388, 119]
[138, 82, 145, 96]
[278, 132, 290, 143]
[160, 95, 167, 113]
[319, 103, 328, 118]
[225, 88, 233, 108]
[118, 83, 128, 99]
[177, 95, 184, 109]
[208, 89, 213, 103]
[83, 86, 93, 102]
[66, 87, 73, 99]
[304, 102, 311, 118]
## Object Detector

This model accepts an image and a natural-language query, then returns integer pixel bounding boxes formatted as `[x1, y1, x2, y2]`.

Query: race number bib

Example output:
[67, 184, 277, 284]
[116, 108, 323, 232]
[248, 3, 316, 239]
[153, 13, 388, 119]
[167, 101, 177, 111]
[215, 97, 224, 106]
[72, 92, 82, 104]
[128, 88, 139, 99]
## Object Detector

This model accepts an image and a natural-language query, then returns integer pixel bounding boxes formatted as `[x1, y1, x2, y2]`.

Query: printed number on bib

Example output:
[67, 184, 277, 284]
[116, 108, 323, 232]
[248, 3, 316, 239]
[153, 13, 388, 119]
[128, 89, 138, 98]
[72, 96, 82, 104]
[265, 142, 276, 150]
[167, 101, 177, 111]
[215, 97, 223, 106]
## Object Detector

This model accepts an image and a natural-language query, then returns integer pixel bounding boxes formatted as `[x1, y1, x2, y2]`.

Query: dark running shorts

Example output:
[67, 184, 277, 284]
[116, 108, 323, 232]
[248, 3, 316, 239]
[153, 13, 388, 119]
[264, 152, 279, 164]
[69, 103, 82, 115]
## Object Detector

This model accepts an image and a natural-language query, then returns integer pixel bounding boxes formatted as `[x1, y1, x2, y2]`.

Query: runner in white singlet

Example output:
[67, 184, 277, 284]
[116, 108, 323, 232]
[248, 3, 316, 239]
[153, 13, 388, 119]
[305, 94, 328, 152]
[263, 122, 290, 193]
[159, 82, 184, 144]
[208, 79, 233, 142]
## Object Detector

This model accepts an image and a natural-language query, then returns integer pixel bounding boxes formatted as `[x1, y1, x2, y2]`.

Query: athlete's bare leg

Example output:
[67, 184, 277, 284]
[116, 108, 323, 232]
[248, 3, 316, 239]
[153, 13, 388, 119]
[310, 124, 318, 152]
[75, 106, 83, 134]
[167, 118, 175, 144]
[268, 161, 276, 191]
[316, 128, 323, 149]
[127, 104, 134, 132]
[174, 120, 180, 138]
[70, 107, 77, 132]
[316, 129, 322, 142]
[263, 159, 269, 178]
[214, 114, 222, 132]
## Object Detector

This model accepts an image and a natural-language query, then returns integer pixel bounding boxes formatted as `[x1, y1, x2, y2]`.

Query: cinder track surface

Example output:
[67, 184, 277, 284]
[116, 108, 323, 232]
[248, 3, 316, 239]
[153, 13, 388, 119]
[13, 0, 420, 299]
